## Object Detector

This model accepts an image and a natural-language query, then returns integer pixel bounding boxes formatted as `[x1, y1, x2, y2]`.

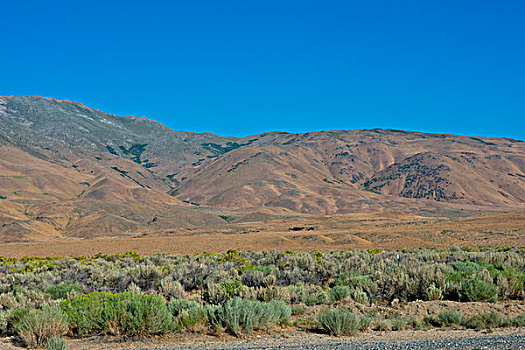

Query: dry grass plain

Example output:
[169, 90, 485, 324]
[0, 210, 523, 258]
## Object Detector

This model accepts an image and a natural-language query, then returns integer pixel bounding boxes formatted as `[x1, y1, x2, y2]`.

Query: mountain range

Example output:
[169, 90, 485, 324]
[0, 96, 524, 242]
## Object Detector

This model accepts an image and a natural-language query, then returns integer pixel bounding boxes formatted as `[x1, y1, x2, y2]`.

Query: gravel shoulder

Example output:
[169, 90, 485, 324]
[52, 327, 525, 350]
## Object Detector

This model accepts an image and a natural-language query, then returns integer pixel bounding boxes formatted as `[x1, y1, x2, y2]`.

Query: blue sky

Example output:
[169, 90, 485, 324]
[1, 1, 523, 139]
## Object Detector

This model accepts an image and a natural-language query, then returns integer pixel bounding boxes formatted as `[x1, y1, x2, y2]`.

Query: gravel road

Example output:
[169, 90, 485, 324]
[121, 333, 525, 350]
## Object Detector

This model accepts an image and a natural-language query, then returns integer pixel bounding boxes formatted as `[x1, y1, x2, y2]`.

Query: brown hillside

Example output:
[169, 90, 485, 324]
[0, 96, 524, 243]
[172, 130, 525, 212]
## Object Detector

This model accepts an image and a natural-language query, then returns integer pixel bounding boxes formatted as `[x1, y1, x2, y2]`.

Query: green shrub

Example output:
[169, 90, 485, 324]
[406, 317, 427, 330]
[60, 292, 173, 337]
[167, 299, 199, 318]
[45, 282, 81, 300]
[329, 285, 351, 303]
[462, 312, 509, 330]
[317, 308, 362, 336]
[207, 297, 290, 337]
[176, 307, 207, 331]
[334, 271, 370, 289]
[391, 318, 406, 331]
[305, 291, 328, 306]
[425, 283, 443, 301]
[114, 293, 173, 336]
[352, 289, 369, 305]
[7, 307, 30, 334]
[373, 319, 391, 331]
[16, 307, 69, 348]
[45, 335, 69, 350]
[157, 277, 184, 301]
[205, 305, 223, 334]
[59, 292, 111, 336]
[437, 309, 462, 326]
[205, 279, 242, 305]
[213, 298, 257, 336]
[168, 298, 207, 330]
[291, 306, 306, 316]
[452, 261, 480, 274]
[460, 278, 499, 302]
[359, 316, 371, 331]
[0, 311, 7, 335]
[512, 313, 525, 327]
[267, 300, 291, 325]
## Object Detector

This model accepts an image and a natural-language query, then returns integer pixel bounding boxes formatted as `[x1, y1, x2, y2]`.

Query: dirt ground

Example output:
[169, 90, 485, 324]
[44, 328, 525, 350]
[0, 210, 523, 258]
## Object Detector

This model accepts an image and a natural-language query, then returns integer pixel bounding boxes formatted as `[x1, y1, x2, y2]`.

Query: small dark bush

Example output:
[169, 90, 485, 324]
[406, 317, 427, 330]
[512, 313, 525, 327]
[373, 319, 391, 331]
[391, 318, 406, 331]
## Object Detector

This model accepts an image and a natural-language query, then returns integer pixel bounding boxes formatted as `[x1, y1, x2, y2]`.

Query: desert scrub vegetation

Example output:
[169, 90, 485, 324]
[1, 247, 523, 305]
[317, 308, 368, 336]
[60, 292, 173, 337]
[0, 247, 524, 346]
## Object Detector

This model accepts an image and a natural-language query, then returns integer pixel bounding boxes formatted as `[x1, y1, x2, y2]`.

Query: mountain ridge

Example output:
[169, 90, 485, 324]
[4, 95, 522, 142]
[0, 96, 524, 241]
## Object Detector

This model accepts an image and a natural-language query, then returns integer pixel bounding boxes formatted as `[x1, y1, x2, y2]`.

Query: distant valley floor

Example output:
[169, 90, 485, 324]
[0, 210, 523, 257]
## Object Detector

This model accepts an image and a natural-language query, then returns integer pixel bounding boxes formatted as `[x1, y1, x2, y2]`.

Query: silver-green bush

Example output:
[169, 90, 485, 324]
[437, 309, 462, 326]
[208, 297, 290, 336]
[16, 306, 69, 348]
[45, 335, 69, 350]
[317, 308, 362, 336]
